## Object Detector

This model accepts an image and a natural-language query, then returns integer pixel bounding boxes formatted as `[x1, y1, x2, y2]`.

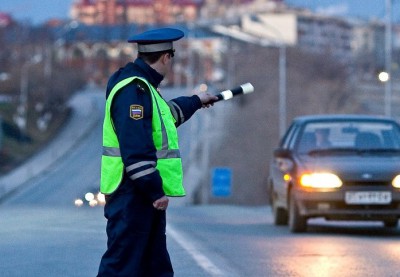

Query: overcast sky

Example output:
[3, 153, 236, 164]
[286, 0, 399, 22]
[0, 0, 73, 24]
[0, 0, 398, 25]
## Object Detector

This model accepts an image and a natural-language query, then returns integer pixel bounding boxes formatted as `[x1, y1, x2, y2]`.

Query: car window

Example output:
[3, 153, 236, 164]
[288, 124, 303, 149]
[281, 123, 300, 149]
[296, 120, 400, 153]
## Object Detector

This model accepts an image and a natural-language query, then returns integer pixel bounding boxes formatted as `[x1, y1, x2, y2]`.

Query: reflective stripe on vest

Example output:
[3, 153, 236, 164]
[100, 76, 185, 196]
[103, 146, 181, 159]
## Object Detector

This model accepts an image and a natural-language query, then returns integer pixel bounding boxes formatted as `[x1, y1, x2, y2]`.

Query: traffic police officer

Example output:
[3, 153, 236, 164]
[97, 28, 217, 276]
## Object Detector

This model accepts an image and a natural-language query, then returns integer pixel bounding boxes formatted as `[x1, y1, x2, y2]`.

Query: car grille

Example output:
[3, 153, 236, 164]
[340, 203, 398, 210]
[306, 201, 398, 210]
[344, 181, 391, 186]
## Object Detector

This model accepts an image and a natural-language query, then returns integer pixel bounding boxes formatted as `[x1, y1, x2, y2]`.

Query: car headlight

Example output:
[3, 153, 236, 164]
[300, 172, 342, 189]
[392, 175, 400, 188]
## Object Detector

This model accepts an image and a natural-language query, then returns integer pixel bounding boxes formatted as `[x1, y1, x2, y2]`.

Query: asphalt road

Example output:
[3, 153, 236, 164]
[1, 88, 400, 276]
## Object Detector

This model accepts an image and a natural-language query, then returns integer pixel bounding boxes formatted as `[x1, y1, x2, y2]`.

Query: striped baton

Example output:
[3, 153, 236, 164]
[214, 83, 254, 102]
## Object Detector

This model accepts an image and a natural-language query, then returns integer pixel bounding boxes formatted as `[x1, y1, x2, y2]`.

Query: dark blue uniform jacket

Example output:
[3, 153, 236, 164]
[105, 58, 202, 202]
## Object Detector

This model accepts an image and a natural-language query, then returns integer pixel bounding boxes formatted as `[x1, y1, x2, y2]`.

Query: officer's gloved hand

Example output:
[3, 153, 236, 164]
[196, 91, 218, 108]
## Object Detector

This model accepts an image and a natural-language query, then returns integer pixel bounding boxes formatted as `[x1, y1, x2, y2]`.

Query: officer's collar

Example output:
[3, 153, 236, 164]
[134, 58, 163, 88]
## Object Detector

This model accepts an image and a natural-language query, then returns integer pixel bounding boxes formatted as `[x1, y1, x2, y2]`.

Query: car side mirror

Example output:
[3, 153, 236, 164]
[273, 148, 294, 172]
[273, 148, 292, 159]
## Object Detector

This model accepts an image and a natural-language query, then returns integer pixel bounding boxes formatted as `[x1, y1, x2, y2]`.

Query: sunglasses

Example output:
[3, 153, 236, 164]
[167, 49, 175, 58]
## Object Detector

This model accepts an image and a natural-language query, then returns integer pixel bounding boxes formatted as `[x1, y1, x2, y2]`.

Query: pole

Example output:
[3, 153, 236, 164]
[19, 63, 29, 133]
[384, 0, 392, 117]
[279, 45, 287, 137]
[259, 20, 287, 137]
[18, 55, 42, 134]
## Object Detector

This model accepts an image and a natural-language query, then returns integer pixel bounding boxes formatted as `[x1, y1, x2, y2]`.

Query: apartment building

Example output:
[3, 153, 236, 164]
[70, 0, 203, 25]
[241, 11, 353, 62]
[69, 0, 280, 25]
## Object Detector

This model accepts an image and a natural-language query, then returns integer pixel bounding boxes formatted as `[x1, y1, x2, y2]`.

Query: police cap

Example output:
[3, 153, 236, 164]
[128, 28, 184, 53]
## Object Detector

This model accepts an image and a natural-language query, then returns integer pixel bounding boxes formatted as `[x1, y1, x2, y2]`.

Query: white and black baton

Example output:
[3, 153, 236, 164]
[213, 83, 254, 102]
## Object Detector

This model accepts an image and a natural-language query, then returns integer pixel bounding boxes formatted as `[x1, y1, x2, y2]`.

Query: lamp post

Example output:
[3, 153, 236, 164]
[384, 0, 392, 117]
[278, 44, 287, 137]
[15, 55, 42, 133]
[260, 25, 287, 137]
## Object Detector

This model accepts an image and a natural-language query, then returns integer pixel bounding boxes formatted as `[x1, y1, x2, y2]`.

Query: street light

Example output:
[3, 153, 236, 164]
[384, 0, 392, 117]
[379, 71, 390, 83]
[260, 25, 287, 137]
[278, 44, 287, 138]
[0, 72, 10, 82]
[14, 55, 42, 133]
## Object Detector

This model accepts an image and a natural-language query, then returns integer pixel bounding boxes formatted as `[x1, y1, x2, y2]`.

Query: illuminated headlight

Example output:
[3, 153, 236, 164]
[85, 192, 95, 202]
[74, 198, 84, 207]
[300, 172, 342, 189]
[392, 175, 400, 188]
[97, 192, 106, 205]
[89, 199, 98, 207]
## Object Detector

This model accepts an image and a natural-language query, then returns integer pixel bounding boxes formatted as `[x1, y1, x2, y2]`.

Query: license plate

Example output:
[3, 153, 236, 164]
[345, 191, 392, 205]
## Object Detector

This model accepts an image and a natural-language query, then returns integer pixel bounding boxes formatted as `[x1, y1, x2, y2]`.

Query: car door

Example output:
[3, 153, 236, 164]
[270, 122, 300, 207]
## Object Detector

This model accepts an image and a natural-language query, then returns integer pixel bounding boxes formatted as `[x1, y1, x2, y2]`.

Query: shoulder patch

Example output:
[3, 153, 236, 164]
[130, 105, 144, 120]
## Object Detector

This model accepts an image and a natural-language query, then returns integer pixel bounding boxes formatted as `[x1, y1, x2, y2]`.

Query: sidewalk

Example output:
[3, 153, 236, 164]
[0, 88, 103, 201]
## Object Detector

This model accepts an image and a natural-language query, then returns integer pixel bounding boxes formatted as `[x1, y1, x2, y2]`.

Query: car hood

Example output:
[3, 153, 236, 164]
[297, 154, 400, 181]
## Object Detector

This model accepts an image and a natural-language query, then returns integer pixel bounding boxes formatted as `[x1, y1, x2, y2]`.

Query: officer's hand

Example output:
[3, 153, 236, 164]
[196, 91, 218, 108]
[153, 196, 169, 211]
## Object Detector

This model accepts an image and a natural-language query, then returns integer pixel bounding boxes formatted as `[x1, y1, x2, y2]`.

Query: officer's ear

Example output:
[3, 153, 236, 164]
[160, 52, 170, 65]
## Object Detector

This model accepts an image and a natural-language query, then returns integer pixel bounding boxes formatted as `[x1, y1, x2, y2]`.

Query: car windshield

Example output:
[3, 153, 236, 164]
[296, 120, 400, 154]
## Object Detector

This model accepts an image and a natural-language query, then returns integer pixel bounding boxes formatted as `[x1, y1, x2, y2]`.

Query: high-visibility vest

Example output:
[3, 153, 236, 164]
[101, 76, 185, 196]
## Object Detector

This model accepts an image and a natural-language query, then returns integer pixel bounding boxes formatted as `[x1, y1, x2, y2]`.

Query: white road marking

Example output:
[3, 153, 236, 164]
[167, 224, 239, 277]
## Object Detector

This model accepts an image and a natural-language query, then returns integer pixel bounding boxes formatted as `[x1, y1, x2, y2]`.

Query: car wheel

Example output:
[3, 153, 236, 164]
[288, 189, 307, 233]
[383, 219, 398, 228]
[271, 189, 288, 225]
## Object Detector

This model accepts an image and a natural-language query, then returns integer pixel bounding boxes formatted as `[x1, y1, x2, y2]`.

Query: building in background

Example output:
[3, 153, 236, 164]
[220, 7, 398, 76]
[1, 0, 398, 87]
[0, 12, 14, 27]
[240, 11, 353, 62]
[70, 0, 203, 25]
[69, 0, 284, 25]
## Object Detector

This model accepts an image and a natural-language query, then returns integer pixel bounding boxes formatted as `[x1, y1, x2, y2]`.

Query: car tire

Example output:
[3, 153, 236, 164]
[383, 219, 398, 228]
[271, 192, 288, 225]
[269, 184, 288, 225]
[288, 189, 307, 233]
